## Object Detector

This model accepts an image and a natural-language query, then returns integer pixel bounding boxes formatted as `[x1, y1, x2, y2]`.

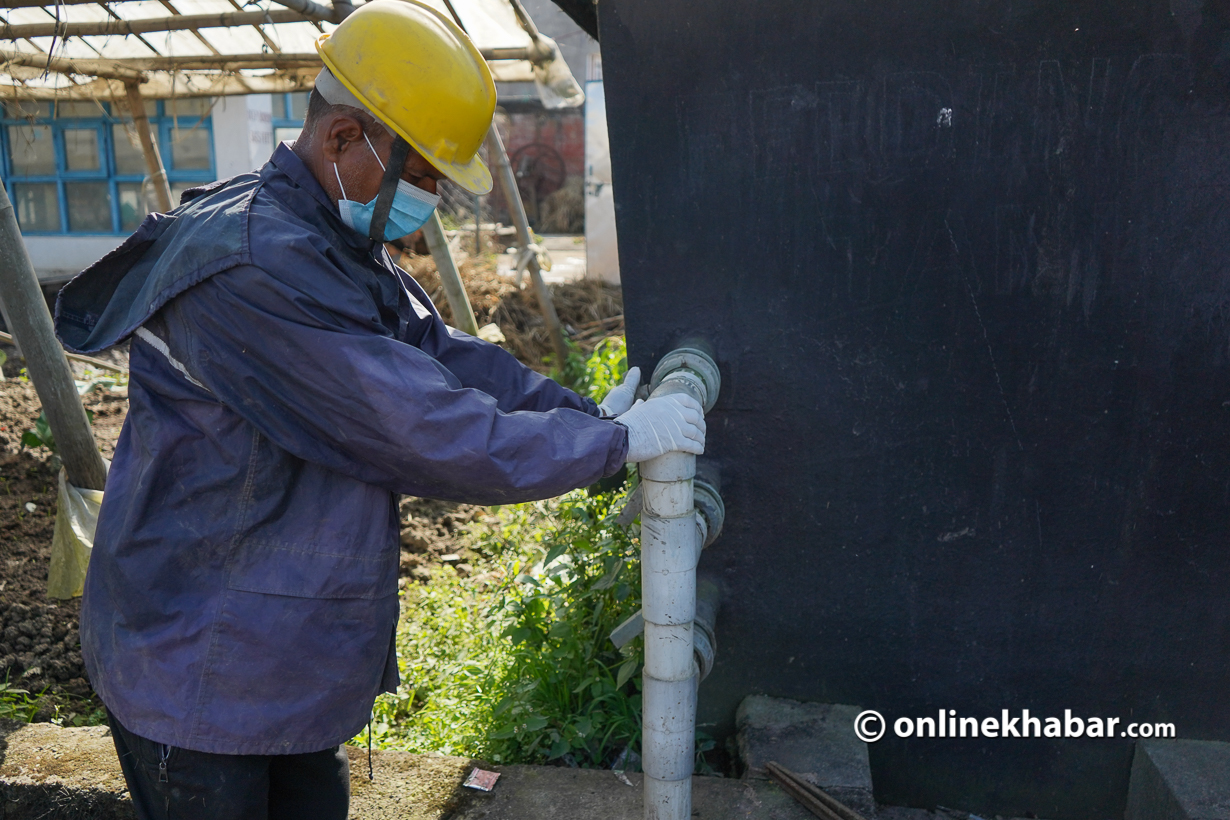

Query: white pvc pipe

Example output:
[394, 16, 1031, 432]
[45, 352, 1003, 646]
[639, 359, 716, 820]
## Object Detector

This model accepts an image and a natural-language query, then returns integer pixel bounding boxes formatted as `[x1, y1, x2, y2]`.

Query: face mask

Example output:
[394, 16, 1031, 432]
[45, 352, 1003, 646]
[334, 133, 441, 241]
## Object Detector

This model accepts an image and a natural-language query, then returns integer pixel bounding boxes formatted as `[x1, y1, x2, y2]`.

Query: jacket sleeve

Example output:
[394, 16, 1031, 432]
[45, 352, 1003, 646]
[163, 264, 628, 504]
[393, 265, 603, 417]
[415, 320, 603, 415]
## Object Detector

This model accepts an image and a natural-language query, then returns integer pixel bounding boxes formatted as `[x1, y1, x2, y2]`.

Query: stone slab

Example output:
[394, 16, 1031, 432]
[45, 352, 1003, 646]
[735, 695, 876, 817]
[1126, 740, 1230, 820]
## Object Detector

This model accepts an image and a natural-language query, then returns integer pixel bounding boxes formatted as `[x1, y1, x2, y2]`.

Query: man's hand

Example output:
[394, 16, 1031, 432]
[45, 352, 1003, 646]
[598, 366, 641, 416]
[614, 393, 706, 462]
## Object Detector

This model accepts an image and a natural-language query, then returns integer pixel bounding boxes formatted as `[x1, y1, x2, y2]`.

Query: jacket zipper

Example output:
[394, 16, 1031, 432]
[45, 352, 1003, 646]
[159, 744, 170, 783]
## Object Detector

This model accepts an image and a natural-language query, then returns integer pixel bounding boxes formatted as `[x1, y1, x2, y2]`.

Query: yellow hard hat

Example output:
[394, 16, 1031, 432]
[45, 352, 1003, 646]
[315, 0, 496, 195]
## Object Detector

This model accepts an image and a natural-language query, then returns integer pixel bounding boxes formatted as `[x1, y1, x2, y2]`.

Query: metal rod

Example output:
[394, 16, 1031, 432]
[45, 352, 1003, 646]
[474, 193, 481, 256]
[0, 8, 311, 39]
[0, 47, 143, 81]
[765, 762, 869, 820]
[485, 125, 568, 366]
[124, 81, 173, 213]
[0, 186, 108, 491]
[421, 211, 480, 337]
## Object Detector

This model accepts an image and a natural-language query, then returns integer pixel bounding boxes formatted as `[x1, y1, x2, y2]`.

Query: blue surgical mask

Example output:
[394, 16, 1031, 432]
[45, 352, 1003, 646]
[334, 133, 441, 241]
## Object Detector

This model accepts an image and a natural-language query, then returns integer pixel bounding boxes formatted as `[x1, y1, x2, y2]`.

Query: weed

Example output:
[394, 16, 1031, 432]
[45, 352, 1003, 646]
[368, 487, 645, 767]
[21, 409, 95, 454]
[485, 488, 643, 766]
[21, 411, 56, 453]
[548, 335, 628, 400]
[0, 676, 44, 722]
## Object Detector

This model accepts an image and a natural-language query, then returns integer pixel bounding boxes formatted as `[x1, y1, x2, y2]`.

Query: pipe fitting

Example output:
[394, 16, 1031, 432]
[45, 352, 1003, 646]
[648, 345, 721, 413]
[693, 577, 721, 682]
[692, 477, 725, 548]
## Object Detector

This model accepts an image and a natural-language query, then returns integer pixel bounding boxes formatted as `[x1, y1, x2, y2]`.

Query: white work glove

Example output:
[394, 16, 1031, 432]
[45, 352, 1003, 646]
[598, 367, 641, 416]
[615, 393, 706, 462]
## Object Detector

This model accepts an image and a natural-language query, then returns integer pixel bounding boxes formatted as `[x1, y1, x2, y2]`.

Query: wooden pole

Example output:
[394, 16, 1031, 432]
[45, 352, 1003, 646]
[486, 125, 568, 366]
[0, 48, 143, 81]
[0, 186, 108, 491]
[124, 81, 173, 213]
[0, 9, 311, 40]
[421, 212, 480, 337]
[0, 50, 523, 73]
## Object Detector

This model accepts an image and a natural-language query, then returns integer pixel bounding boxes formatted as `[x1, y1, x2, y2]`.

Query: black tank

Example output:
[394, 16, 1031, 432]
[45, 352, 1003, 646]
[599, 1, 1230, 816]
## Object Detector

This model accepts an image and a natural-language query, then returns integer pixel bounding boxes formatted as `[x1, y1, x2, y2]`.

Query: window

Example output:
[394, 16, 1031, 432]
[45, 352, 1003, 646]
[271, 92, 308, 147]
[1, 98, 216, 234]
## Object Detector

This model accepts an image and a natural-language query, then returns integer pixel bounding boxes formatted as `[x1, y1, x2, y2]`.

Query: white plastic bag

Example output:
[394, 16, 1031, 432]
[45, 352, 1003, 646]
[47, 467, 106, 599]
[532, 34, 585, 109]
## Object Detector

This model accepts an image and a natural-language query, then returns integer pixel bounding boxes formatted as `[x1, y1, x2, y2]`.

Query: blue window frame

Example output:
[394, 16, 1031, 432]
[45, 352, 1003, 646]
[0, 99, 216, 235]
[271, 92, 308, 146]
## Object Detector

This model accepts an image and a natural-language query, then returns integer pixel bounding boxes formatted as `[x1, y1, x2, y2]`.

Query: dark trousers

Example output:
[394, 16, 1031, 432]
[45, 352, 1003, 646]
[107, 710, 350, 820]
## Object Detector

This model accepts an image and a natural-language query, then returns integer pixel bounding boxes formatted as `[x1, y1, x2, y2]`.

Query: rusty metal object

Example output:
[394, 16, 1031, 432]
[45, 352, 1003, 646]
[765, 761, 869, 820]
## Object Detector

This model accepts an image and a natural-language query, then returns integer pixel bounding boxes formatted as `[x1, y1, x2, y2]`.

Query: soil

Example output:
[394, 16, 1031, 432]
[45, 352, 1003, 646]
[0, 259, 623, 716]
[398, 240, 624, 368]
[1, 349, 131, 715]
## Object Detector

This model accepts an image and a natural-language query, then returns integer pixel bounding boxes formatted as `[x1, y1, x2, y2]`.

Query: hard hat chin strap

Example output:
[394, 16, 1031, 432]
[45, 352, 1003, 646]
[368, 135, 412, 247]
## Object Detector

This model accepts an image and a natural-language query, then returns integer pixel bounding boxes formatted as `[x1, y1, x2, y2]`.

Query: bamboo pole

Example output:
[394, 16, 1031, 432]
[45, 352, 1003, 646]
[1, 49, 528, 73]
[0, 48, 143, 81]
[1, 0, 107, 8]
[0, 331, 127, 374]
[124, 81, 173, 213]
[0, 186, 108, 491]
[421, 212, 479, 337]
[107, 53, 322, 71]
[0, 9, 312, 39]
[486, 126, 568, 366]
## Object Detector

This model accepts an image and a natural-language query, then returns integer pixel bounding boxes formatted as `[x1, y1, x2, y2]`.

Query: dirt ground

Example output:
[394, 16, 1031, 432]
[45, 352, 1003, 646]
[0, 257, 621, 715]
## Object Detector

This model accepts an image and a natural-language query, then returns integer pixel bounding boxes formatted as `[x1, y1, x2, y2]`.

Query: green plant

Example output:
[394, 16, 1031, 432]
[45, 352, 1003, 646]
[485, 488, 643, 766]
[367, 485, 644, 767]
[545, 337, 590, 394]
[579, 336, 628, 402]
[548, 335, 628, 399]
[0, 677, 43, 722]
[21, 411, 56, 453]
[21, 409, 95, 454]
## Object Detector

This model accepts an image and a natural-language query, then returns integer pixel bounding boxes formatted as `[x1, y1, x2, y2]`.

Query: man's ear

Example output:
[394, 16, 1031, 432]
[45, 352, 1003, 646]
[320, 113, 367, 163]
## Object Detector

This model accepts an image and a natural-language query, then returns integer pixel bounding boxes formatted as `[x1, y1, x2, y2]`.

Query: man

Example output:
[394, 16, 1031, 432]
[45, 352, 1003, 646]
[54, 2, 705, 817]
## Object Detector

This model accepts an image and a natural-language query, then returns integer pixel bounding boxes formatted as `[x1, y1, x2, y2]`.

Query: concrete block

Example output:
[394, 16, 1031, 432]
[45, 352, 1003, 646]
[1126, 739, 1230, 820]
[0, 719, 135, 820]
[453, 767, 813, 820]
[736, 695, 876, 818]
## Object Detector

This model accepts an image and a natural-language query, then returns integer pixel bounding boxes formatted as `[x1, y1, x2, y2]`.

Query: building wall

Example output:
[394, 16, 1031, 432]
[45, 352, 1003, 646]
[211, 95, 274, 180]
[7, 94, 301, 285]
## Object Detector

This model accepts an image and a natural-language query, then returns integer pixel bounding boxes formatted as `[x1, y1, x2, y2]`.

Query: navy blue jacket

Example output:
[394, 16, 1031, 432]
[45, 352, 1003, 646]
[55, 144, 628, 755]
